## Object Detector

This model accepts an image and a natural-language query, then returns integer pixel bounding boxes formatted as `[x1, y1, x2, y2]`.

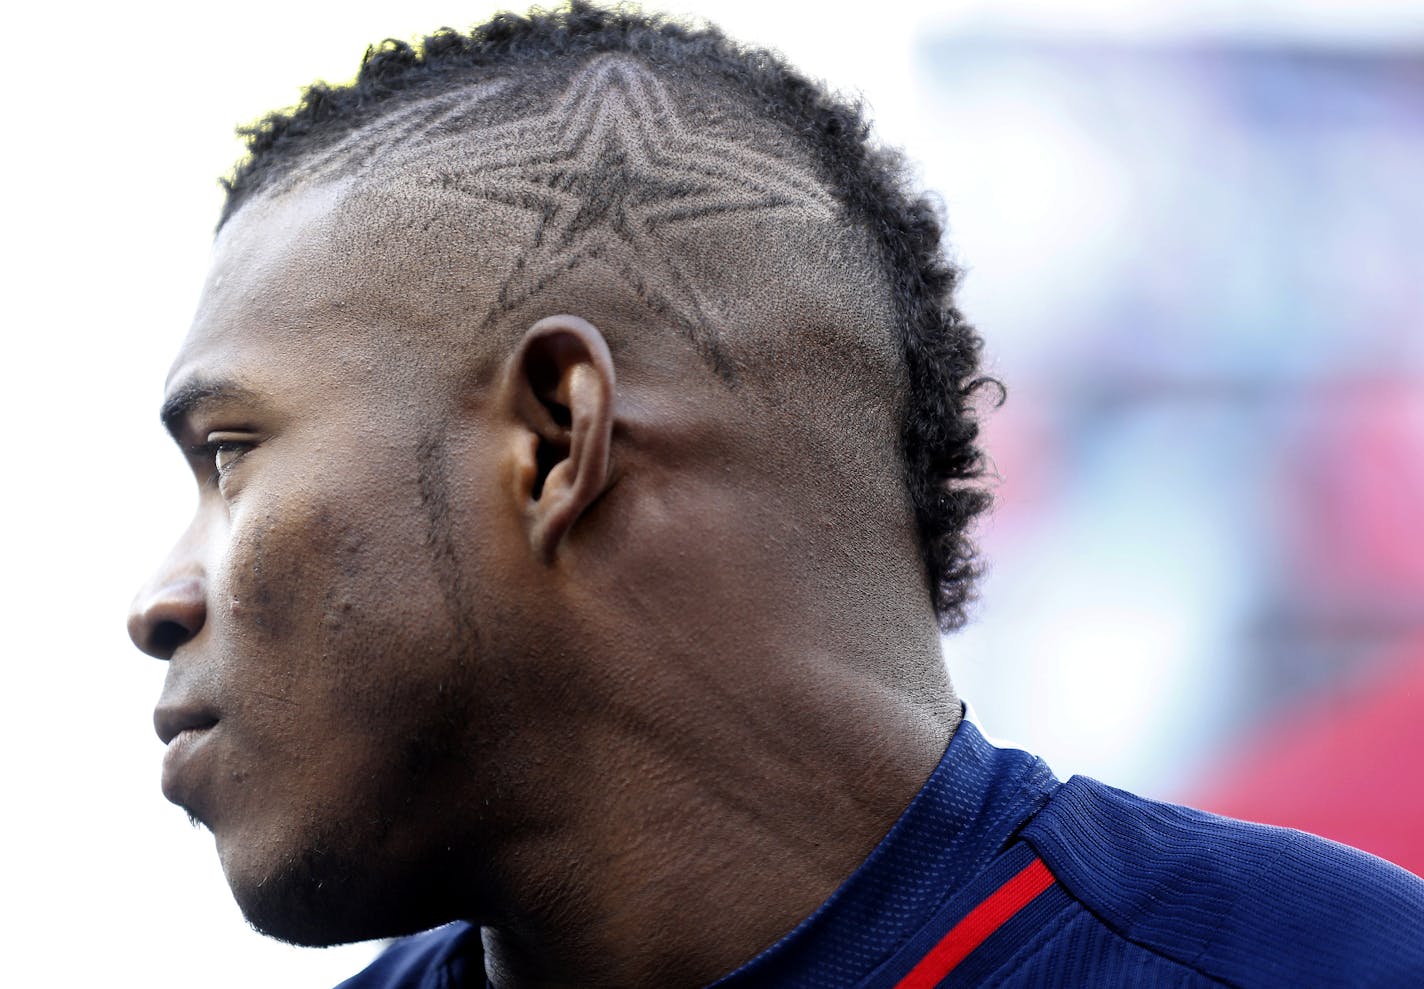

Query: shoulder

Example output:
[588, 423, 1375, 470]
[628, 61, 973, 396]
[334, 922, 483, 989]
[1022, 776, 1424, 988]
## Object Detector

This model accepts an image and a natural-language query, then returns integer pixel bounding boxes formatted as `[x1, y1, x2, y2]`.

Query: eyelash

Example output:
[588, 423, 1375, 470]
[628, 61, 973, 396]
[193, 439, 252, 487]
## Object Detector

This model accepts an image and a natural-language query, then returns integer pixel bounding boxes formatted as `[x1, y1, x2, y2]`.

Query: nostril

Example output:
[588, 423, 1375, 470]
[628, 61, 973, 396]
[150, 620, 195, 658]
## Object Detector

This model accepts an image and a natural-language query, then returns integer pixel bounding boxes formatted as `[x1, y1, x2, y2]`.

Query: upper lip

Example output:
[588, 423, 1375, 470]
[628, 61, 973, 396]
[154, 702, 219, 745]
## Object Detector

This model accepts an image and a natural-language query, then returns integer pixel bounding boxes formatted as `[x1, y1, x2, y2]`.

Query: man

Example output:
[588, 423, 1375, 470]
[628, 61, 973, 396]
[128, 4, 1424, 987]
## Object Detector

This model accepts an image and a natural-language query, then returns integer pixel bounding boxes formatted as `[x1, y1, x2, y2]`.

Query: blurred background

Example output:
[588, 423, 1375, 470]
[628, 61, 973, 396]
[2, 1, 1420, 985]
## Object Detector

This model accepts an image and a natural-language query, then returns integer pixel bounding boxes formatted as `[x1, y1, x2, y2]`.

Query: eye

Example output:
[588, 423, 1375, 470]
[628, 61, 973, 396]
[197, 432, 257, 486]
[213, 442, 247, 474]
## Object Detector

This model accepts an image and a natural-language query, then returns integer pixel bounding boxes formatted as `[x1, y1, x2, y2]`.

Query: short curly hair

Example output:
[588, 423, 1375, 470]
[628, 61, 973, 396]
[221, 1, 1001, 632]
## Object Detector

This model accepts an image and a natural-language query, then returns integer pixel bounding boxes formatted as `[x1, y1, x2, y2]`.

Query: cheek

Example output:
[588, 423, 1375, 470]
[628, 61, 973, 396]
[219, 495, 458, 705]
[220, 502, 356, 654]
[221, 509, 310, 644]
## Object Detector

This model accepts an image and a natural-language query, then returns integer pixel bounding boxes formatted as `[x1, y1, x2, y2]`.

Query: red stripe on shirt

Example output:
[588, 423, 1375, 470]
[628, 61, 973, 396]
[895, 857, 1056, 989]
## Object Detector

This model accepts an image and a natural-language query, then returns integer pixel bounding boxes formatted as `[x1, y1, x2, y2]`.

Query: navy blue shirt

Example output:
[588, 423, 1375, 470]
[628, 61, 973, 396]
[338, 719, 1424, 988]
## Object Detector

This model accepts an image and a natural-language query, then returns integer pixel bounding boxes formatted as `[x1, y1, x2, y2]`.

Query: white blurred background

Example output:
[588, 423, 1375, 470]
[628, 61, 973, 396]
[3, 1, 1421, 985]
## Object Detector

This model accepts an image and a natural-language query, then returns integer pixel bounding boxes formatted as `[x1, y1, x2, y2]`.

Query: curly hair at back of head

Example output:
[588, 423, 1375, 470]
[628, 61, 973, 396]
[221, 1, 1003, 633]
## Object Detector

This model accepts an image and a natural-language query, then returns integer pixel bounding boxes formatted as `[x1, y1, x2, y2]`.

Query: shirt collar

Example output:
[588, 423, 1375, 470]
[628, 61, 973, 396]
[710, 716, 1059, 989]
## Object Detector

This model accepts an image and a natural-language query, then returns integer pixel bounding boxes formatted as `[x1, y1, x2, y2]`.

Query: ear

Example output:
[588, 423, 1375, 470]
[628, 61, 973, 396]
[502, 314, 617, 562]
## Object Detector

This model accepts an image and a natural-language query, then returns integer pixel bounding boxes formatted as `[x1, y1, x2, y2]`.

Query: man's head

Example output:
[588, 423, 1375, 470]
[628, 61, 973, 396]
[128, 1, 996, 955]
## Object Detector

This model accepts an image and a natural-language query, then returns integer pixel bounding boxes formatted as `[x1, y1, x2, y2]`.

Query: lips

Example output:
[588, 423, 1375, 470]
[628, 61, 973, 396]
[155, 701, 220, 811]
[154, 702, 219, 746]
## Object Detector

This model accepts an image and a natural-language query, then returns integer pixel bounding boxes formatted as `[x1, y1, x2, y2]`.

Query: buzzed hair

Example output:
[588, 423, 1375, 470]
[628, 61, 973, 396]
[220, 0, 1001, 631]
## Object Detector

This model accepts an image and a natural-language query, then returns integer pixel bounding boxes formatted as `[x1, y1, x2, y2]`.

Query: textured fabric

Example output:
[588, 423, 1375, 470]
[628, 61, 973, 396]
[334, 923, 484, 989]
[1023, 778, 1424, 988]
[334, 720, 1424, 988]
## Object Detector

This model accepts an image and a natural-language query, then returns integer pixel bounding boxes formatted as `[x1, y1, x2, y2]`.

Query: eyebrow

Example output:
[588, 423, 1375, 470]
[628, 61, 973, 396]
[160, 378, 257, 442]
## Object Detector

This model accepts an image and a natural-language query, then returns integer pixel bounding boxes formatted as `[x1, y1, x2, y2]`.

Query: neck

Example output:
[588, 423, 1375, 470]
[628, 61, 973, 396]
[479, 595, 958, 988]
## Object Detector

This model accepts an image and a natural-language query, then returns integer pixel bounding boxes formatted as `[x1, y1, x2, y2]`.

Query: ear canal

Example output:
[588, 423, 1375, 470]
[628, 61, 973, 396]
[514, 337, 567, 500]
[531, 406, 570, 500]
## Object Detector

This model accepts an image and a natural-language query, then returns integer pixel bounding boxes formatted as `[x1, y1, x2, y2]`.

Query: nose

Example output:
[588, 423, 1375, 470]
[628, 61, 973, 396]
[128, 569, 207, 660]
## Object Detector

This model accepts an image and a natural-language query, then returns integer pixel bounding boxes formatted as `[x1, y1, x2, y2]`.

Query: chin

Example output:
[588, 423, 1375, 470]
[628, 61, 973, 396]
[224, 836, 450, 948]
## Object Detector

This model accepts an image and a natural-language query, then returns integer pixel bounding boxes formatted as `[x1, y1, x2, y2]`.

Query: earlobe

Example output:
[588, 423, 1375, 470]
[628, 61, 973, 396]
[504, 315, 617, 562]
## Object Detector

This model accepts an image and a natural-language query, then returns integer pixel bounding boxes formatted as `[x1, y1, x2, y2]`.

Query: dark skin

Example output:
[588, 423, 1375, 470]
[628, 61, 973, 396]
[129, 164, 959, 987]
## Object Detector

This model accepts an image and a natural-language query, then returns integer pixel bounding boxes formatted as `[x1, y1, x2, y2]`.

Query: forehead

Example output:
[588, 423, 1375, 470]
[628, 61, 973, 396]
[166, 175, 521, 410]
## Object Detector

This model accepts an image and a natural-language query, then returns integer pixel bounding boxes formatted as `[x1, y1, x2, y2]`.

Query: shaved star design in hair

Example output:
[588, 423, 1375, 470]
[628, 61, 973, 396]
[264, 79, 515, 198]
[413, 55, 839, 374]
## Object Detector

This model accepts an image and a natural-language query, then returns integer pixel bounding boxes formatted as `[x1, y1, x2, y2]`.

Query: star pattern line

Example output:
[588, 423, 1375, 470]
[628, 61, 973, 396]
[399, 55, 840, 373]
